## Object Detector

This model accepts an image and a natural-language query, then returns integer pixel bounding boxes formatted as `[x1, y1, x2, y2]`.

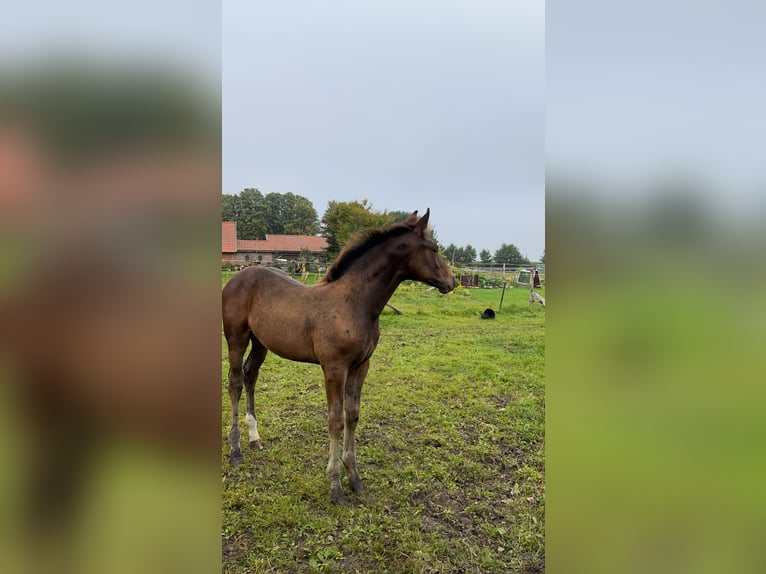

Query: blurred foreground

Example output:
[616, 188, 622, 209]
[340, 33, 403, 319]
[0, 56, 221, 574]
[547, 176, 766, 573]
[546, 2, 766, 570]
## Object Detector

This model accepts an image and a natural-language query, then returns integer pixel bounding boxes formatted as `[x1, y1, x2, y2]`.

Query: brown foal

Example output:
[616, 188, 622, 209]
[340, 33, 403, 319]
[221, 209, 456, 503]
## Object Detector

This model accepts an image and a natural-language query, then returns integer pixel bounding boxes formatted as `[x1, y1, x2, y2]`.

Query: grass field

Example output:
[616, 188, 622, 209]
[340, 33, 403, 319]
[221, 272, 545, 573]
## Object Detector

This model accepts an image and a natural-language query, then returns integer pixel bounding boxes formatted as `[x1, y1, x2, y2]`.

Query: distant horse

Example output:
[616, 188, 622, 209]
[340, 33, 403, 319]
[222, 209, 456, 503]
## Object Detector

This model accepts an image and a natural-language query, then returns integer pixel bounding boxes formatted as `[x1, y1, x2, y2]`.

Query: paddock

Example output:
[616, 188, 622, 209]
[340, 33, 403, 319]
[221, 278, 545, 573]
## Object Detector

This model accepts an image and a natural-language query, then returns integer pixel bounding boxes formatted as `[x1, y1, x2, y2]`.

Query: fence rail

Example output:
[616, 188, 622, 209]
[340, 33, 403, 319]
[223, 266, 545, 290]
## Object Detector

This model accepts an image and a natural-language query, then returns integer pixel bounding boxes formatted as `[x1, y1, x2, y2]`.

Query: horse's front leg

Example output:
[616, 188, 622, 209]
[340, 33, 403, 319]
[343, 359, 369, 494]
[323, 364, 347, 503]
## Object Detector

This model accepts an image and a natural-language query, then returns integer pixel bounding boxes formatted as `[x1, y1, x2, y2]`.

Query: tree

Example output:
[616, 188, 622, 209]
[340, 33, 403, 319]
[282, 194, 319, 235]
[387, 210, 415, 224]
[494, 243, 529, 266]
[442, 243, 458, 265]
[388, 209, 438, 243]
[221, 189, 319, 239]
[479, 248, 493, 264]
[463, 244, 477, 264]
[234, 188, 267, 239]
[540, 249, 545, 264]
[261, 192, 319, 236]
[261, 193, 285, 234]
[222, 193, 239, 222]
[320, 200, 393, 254]
[442, 244, 476, 266]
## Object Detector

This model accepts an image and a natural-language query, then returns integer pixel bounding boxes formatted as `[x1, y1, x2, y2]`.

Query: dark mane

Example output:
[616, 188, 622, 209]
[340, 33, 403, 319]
[324, 222, 413, 283]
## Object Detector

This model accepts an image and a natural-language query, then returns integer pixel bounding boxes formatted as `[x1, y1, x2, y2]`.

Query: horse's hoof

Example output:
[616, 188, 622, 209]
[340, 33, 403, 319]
[249, 440, 263, 450]
[330, 484, 345, 504]
[350, 478, 366, 493]
[230, 454, 244, 467]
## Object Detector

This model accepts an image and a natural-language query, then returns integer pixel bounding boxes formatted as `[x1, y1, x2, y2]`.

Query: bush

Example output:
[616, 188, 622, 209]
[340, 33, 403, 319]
[479, 275, 506, 288]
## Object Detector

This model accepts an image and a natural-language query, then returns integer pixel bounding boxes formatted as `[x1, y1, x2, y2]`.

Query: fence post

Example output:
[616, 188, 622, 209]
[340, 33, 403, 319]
[499, 280, 507, 312]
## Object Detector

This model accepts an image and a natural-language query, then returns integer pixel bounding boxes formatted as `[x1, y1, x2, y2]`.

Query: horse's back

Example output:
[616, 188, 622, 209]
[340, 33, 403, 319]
[224, 266, 298, 291]
[223, 267, 305, 316]
[222, 267, 322, 362]
[224, 266, 308, 298]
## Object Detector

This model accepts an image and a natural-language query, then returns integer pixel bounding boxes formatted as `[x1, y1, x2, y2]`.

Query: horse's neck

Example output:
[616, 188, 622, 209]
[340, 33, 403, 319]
[340, 255, 407, 318]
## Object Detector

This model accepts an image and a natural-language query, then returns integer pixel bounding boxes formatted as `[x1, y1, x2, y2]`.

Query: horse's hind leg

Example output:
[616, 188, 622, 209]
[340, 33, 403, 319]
[225, 327, 249, 466]
[244, 336, 268, 450]
[343, 359, 369, 494]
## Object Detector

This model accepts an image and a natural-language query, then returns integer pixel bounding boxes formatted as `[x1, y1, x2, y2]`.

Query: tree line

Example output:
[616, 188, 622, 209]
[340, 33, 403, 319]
[222, 190, 541, 264]
[222, 188, 320, 239]
[442, 243, 531, 266]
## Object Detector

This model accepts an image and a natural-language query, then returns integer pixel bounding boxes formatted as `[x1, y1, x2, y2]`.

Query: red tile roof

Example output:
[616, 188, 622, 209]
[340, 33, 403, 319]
[222, 221, 237, 253]
[262, 234, 328, 252]
[238, 234, 327, 253]
[236, 239, 267, 251]
[222, 223, 327, 254]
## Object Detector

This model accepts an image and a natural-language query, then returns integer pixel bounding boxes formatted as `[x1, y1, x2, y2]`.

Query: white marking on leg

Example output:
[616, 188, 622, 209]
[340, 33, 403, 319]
[245, 413, 261, 443]
[327, 434, 339, 476]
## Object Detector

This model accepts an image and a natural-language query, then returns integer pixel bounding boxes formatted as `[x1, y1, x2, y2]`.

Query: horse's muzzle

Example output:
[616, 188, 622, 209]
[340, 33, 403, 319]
[438, 277, 458, 294]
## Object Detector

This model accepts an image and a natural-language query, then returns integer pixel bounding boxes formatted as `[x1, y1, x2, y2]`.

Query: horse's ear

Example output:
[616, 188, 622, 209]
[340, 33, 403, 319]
[413, 208, 430, 235]
[403, 210, 419, 226]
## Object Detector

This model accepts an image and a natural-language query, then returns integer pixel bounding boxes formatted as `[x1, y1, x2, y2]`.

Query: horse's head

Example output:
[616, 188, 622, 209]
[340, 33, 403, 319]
[399, 209, 457, 294]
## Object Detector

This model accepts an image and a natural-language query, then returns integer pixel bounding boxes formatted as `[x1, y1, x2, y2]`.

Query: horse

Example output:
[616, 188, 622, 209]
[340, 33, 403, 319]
[221, 208, 457, 503]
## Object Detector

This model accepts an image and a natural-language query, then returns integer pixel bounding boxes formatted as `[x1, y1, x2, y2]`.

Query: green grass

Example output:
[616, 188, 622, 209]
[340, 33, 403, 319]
[222, 274, 545, 573]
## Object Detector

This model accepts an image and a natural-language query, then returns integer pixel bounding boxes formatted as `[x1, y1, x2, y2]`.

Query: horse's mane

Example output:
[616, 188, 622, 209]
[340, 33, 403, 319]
[323, 221, 415, 283]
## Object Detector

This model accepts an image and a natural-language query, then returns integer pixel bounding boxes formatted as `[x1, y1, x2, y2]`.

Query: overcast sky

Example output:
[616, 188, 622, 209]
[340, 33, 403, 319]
[547, 0, 766, 215]
[223, 0, 544, 259]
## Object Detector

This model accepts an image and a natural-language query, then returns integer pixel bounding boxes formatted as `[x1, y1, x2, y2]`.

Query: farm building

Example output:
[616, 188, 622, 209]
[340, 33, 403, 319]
[221, 221, 328, 266]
